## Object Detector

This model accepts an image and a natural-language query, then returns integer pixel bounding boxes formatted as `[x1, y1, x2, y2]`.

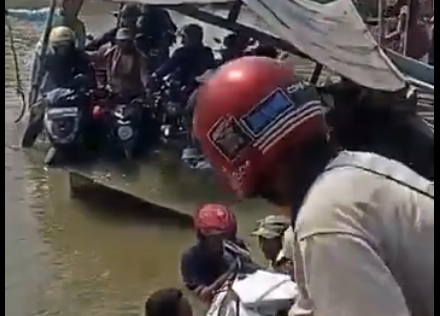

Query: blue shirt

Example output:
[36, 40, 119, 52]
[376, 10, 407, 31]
[180, 243, 235, 290]
[180, 240, 257, 290]
[155, 45, 215, 86]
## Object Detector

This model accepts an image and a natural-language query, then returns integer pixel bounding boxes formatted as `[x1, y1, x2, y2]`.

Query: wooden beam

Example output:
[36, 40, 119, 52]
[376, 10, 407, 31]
[309, 64, 323, 84]
[166, 4, 311, 60]
[226, 1, 242, 22]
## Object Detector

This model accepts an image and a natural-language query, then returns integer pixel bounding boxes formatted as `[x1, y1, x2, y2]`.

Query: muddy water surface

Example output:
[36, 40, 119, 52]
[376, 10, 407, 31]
[4, 3, 294, 315]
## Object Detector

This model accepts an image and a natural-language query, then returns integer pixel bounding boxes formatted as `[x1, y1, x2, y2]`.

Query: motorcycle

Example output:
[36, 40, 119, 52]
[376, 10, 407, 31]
[207, 271, 298, 316]
[42, 87, 93, 165]
[105, 98, 146, 160]
[154, 79, 191, 143]
[206, 241, 298, 316]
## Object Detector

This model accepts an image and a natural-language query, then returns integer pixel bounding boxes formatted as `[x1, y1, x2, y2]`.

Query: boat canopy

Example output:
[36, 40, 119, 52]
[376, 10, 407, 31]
[108, 0, 407, 91]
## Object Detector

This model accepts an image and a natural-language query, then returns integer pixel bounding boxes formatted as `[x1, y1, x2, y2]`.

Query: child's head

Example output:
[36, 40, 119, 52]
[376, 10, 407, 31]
[145, 288, 192, 316]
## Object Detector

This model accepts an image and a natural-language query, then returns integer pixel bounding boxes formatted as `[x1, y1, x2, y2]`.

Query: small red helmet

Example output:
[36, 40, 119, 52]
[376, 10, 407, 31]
[194, 204, 237, 236]
[193, 56, 327, 198]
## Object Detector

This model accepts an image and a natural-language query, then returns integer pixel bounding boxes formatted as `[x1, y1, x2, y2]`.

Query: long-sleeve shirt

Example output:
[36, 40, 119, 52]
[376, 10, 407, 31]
[88, 46, 149, 97]
[290, 151, 434, 316]
[7, 8, 86, 49]
[40, 49, 96, 93]
[155, 45, 215, 86]
[85, 27, 117, 51]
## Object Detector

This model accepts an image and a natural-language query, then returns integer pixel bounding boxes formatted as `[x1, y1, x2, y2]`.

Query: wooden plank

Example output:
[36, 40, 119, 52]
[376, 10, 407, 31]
[67, 153, 272, 219]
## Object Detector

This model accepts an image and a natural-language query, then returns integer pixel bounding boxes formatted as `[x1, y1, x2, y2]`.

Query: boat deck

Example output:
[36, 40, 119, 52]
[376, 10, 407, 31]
[68, 152, 271, 220]
[68, 91, 433, 215]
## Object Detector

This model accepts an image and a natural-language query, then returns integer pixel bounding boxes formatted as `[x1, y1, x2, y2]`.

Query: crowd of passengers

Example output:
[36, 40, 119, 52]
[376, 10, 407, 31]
[6, 2, 279, 102]
[5, 1, 434, 315]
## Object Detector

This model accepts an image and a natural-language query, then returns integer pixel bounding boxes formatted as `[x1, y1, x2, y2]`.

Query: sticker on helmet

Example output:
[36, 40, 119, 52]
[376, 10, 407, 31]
[208, 117, 252, 161]
[242, 89, 293, 136]
[241, 85, 323, 153]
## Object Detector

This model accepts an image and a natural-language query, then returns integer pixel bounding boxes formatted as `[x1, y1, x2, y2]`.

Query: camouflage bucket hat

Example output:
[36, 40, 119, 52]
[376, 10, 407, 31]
[251, 215, 290, 239]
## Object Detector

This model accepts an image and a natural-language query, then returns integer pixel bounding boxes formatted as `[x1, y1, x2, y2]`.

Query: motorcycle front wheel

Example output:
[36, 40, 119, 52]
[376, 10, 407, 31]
[21, 120, 43, 148]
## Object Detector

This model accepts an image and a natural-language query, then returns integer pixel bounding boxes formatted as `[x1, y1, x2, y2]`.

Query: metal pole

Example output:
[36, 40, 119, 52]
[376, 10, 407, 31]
[402, 0, 412, 56]
[377, 0, 383, 46]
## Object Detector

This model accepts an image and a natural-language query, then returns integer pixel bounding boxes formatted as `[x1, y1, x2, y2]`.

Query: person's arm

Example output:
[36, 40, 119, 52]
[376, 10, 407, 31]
[39, 59, 51, 94]
[85, 28, 117, 51]
[139, 55, 150, 91]
[75, 20, 87, 50]
[193, 269, 235, 303]
[205, 48, 216, 70]
[154, 48, 184, 78]
[75, 53, 97, 90]
[385, 7, 408, 42]
[180, 252, 205, 293]
[294, 233, 411, 316]
[180, 251, 234, 303]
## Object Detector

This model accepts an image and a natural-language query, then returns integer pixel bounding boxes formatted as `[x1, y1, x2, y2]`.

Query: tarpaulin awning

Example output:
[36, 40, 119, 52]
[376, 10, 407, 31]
[106, 0, 406, 91]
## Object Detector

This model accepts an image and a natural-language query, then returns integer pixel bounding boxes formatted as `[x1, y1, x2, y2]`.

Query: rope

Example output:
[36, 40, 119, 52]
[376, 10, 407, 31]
[5, 17, 27, 123]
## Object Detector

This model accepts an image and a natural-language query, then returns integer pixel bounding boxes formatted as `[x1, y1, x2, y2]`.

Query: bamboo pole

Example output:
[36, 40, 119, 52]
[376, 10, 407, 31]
[28, 0, 57, 106]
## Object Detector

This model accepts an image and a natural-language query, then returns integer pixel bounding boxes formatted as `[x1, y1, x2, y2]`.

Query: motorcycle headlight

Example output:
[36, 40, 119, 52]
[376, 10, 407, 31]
[117, 126, 133, 141]
[45, 115, 78, 143]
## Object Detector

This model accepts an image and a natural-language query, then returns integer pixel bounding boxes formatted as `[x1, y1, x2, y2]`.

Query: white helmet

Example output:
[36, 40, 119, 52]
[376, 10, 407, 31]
[49, 26, 75, 46]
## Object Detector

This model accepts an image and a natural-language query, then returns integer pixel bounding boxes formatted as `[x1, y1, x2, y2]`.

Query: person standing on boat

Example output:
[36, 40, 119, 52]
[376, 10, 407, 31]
[219, 33, 252, 64]
[85, 4, 141, 51]
[136, 5, 177, 72]
[5, 0, 87, 49]
[23, 26, 96, 148]
[191, 56, 434, 316]
[251, 215, 293, 274]
[41, 26, 95, 93]
[151, 24, 215, 94]
[180, 204, 257, 304]
[384, 0, 430, 59]
[88, 28, 149, 102]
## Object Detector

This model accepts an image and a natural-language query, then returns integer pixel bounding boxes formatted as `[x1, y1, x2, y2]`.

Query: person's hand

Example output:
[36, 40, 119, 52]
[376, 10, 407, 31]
[228, 257, 241, 274]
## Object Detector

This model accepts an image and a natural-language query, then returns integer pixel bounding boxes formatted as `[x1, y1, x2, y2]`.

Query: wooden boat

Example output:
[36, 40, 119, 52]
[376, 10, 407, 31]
[385, 48, 434, 90]
[67, 0, 434, 210]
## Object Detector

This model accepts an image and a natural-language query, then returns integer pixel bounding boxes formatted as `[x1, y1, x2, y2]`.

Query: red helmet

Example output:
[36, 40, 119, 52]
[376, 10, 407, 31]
[194, 204, 237, 236]
[193, 56, 327, 198]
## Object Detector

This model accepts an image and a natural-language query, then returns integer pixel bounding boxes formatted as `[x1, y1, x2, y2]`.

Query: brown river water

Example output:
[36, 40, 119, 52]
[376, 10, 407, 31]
[4, 2, 291, 316]
[6, 2, 433, 315]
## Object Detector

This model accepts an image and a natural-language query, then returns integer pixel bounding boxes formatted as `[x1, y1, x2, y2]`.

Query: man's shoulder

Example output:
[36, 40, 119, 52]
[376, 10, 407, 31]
[171, 47, 186, 58]
[180, 244, 203, 265]
[295, 162, 390, 241]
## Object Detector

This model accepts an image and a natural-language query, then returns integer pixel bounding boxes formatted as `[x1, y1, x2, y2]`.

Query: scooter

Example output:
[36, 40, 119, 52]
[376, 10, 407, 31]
[206, 242, 298, 316]
[106, 98, 145, 160]
[43, 86, 92, 165]
[157, 79, 190, 143]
